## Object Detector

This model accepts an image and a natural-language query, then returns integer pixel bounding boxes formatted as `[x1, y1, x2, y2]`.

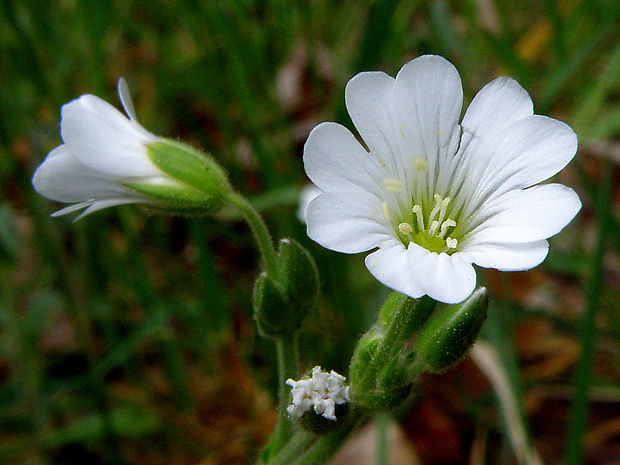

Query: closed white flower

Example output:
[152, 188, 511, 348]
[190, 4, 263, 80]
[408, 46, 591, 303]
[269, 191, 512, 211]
[303, 55, 581, 304]
[33, 79, 230, 219]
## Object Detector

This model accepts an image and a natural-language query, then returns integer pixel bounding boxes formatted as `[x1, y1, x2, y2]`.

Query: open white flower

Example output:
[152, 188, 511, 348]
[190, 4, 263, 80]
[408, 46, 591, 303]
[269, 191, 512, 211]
[303, 55, 581, 304]
[33, 79, 230, 219]
[286, 366, 350, 421]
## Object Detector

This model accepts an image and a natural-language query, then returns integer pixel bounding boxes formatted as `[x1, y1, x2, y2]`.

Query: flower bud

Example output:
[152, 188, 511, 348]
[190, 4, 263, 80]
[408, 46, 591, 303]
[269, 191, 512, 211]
[252, 239, 320, 338]
[414, 287, 488, 373]
[348, 328, 412, 411]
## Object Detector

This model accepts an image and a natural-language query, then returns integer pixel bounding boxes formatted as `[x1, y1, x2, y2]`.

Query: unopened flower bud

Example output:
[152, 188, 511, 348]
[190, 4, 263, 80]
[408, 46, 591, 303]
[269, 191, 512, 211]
[414, 287, 488, 373]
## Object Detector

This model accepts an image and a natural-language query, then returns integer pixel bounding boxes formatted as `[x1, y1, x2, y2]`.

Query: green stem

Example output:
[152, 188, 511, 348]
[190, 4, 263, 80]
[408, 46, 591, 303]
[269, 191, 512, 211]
[376, 413, 390, 465]
[266, 333, 300, 458]
[292, 409, 368, 465]
[267, 428, 316, 465]
[225, 191, 278, 276]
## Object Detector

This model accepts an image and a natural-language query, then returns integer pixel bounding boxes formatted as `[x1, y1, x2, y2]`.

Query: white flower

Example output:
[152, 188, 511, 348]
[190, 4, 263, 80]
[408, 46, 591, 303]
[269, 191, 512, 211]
[33, 79, 231, 220]
[32, 79, 165, 219]
[303, 55, 581, 304]
[286, 366, 350, 421]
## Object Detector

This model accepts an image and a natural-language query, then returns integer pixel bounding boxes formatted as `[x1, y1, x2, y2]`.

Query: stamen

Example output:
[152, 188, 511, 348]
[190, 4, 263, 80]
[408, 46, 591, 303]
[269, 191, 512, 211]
[413, 158, 428, 171]
[412, 205, 425, 232]
[446, 237, 458, 249]
[398, 222, 413, 235]
[383, 179, 403, 192]
[398, 222, 414, 242]
[428, 194, 443, 224]
[382, 201, 391, 222]
[438, 219, 456, 238]
[428, 220, 440, 238]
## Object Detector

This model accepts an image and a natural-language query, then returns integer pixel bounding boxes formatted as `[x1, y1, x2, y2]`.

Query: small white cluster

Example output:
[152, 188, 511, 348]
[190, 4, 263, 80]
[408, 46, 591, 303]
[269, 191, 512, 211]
[286, 366, 350, 421]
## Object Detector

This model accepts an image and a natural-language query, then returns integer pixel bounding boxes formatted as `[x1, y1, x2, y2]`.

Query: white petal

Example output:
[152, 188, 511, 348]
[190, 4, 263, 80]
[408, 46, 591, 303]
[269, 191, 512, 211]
[73, 198, 145, 220]
[345, 71, 401, 168]
[468, 184, 581, 244]
[32, 146, 139, 203]
[391, 55, 463, 195]
[303, 122, 386, 196]
[61, 95, 161, 177]
[461, 240, 549, 271]
[51, 198, 142, 219]
[462, 77, 533, 137]
[406, 246, 477, 304]
[365, 239, 425, 298]
[467, 116, 578, 206]
[306, 192, 391, 254]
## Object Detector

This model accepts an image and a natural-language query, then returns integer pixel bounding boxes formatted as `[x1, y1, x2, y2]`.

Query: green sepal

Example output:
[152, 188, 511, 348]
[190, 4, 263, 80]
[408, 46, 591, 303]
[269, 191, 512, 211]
[125, 180, 225, 215]
[350, 384, 412, 411]
[348, 328, 384, 388]
[414, 287, 488, 373]
[252, 272, 290, 337]
[123, 139, 232, 216]
[276, 238, 319, 326]
[379, 293, 435, 336]
[146, 139, 231, 197]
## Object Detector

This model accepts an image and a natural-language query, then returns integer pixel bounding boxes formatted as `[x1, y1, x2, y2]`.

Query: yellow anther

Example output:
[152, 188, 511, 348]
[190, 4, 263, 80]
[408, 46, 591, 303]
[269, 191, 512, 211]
[383, 179, 403, 192]
[398, 222, 413, 235]
[413, 158, 429, 171]
[446, 237, 458, 249]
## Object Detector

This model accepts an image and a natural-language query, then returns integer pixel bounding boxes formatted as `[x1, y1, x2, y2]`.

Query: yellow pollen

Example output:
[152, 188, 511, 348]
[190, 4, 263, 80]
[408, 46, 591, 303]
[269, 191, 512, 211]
[413, 158, 428, 171]
[383, 179, 403, 192]
[446, 237, 458, 249]
[382, 201, 391, 222]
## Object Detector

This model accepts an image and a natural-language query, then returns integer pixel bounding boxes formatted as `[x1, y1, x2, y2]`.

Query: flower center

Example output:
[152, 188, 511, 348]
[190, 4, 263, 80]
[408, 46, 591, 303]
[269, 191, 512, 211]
[382, 182, 459, 254]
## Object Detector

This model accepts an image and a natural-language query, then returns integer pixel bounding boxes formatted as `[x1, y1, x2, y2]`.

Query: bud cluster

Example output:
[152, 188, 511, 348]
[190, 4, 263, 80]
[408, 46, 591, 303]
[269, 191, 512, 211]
[348, 288, 488, 412]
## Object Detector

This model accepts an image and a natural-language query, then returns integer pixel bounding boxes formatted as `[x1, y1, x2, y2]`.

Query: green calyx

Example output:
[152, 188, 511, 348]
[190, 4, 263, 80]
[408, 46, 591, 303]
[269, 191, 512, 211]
[413, 287, 488, 374]
[126, 139, 232, 215]
[349, 294, 436, 412]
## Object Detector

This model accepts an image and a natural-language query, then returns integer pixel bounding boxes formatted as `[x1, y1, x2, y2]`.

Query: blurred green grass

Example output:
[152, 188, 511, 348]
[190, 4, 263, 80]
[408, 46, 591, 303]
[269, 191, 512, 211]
[1, 0, 619, 464]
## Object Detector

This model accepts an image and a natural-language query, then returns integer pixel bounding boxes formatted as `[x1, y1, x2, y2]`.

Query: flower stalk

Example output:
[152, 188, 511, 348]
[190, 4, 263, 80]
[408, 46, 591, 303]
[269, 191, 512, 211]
[224, 191, 278, 276]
